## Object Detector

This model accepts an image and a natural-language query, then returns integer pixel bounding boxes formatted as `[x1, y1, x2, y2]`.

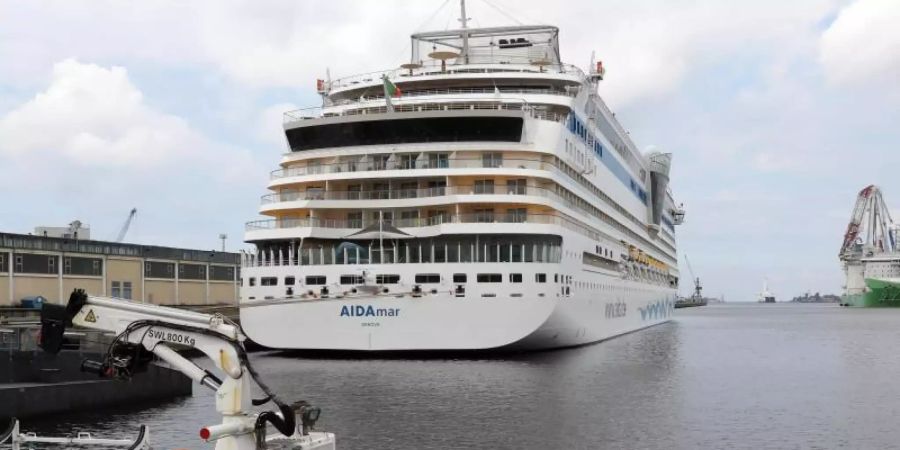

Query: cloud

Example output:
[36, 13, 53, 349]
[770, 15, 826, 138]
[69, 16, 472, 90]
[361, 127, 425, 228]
[820, 0, 900, 86]
[0, 59, 196, 166]
[255, 102, 297, 149]
[0, 58, 264, 250]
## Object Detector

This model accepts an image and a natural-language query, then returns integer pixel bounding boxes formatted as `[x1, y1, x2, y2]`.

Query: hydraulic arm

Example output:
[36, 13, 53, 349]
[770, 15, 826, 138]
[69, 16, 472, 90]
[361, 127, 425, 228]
[38, 290, 328, 450]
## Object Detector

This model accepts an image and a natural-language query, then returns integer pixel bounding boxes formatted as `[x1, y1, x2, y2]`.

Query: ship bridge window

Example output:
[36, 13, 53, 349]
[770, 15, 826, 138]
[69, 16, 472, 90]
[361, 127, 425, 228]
[305, 275, 326, 285]
[536, 273, 547, 283]
[286, 116, 523, 151]
[284, 276, 295, 286]
[249, 277, 256, 286]
[261, 277, 278, 286]
[415, 274, 441, 283]
[453, 273, 467, 283]
[509, 273, 523, 283]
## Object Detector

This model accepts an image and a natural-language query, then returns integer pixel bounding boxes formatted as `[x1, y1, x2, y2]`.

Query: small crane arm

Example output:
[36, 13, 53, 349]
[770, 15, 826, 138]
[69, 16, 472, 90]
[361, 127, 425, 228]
[38, 290, 332, 450]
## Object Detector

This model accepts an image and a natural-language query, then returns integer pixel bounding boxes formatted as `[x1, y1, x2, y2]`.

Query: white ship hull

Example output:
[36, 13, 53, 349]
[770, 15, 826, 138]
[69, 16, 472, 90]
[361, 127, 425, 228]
[240, 262, 675, 351]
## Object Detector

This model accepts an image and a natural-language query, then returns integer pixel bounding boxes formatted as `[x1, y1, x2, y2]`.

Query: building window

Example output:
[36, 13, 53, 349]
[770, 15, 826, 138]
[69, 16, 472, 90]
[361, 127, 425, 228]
[398, 153, 417, 169]
[305, 276, 326, 285]
[122, 282, 133, 300]
[347, 211, 363, 228]
[474, 208, 494, 223]
[285, 276, 296, 286]
[507, 179, 526, 195]
[415, 274, 441, 283]
[377, 274, 400, 284]
[111, 281, 121, 298]
[399, 181, 419, 199]
[347, 184, 361, 200]
[428, 153, 449, 168]
[426, 210, 449, 225]
[48, 257, 55, 273]
[453, 273, 467, 283]
[0, 254, 5, 273]
[261, 277, 278, 286]
[506, 208, 527, 223]
[14, 255, 23, 273]
[474, 179, 495, 194]
[482, 152, 502, 168]
[510, 273, 523, 283]
[477, 273, 502, 283]
[340, 275, 364, 285]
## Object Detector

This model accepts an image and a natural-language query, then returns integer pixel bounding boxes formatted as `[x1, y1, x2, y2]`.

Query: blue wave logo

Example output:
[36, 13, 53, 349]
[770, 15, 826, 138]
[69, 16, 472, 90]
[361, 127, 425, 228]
[638, 299, 674, 321]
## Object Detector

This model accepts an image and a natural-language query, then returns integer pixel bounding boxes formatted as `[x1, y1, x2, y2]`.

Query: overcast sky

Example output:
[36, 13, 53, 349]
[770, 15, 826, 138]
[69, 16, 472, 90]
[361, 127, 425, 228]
[1, 0, 898, 301]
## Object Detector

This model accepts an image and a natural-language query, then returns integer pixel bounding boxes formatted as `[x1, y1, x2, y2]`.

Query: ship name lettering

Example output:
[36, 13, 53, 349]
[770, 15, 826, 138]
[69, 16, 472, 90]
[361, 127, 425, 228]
[340, 305, 400, 317]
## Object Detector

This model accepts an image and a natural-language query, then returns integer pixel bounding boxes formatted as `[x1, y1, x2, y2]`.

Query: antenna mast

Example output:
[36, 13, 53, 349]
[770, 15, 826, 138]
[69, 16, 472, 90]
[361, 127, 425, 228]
[459, 0, 470, 63]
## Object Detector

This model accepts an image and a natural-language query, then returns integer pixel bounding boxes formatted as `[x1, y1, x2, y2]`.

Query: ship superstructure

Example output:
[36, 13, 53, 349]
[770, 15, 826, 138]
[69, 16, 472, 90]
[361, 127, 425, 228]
[839, 185, 900, 307]
[239, 2, 684, 350]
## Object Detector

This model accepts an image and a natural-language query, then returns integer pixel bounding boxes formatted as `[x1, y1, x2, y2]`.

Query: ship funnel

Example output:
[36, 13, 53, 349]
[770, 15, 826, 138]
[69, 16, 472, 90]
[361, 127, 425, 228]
[647, 152, 672, 236]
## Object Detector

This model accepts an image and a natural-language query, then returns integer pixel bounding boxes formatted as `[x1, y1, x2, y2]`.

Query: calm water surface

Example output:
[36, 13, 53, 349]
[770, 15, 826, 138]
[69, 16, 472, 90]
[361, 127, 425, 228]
[24, 303, 900, 449]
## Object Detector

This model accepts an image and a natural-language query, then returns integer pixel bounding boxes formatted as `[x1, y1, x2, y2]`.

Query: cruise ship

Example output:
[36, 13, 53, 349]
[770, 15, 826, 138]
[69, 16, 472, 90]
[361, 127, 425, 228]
[239, 3, 685, 351]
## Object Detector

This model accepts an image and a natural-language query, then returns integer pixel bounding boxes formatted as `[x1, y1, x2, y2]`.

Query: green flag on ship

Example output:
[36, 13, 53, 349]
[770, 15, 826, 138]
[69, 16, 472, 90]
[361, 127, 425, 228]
[382, 75, 401, 112]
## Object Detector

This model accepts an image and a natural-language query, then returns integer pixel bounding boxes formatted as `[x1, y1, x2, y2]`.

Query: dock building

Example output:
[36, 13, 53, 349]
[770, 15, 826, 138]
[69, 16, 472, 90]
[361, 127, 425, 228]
[0, 232, 239, 307]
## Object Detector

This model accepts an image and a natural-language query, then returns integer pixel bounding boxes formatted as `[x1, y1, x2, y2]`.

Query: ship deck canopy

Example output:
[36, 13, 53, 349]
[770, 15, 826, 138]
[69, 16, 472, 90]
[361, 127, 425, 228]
[410, 25, 561, 67]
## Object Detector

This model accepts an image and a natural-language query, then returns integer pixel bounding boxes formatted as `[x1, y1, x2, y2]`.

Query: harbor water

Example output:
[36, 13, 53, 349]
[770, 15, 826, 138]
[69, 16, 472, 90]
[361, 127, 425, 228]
[21, 303, 900, 449]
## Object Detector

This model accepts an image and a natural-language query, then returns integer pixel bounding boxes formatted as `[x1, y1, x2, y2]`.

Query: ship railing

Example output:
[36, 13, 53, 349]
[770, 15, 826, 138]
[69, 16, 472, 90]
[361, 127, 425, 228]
[332, 86, 576, 104]
[246, 212, 561, 231]
[325, 62, 586, 91]
[283, 97, 568, 125]
[246, 209, 604, 243]
[270, 158, 556, 180]
[261, 184, 561, 204]
[270, 157, 556, 180]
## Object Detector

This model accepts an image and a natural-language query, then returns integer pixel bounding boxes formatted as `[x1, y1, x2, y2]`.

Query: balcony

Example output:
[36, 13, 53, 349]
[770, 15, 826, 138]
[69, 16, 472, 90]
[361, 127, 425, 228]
[270, 157, 556, 180]
[260, 185, 545, 204]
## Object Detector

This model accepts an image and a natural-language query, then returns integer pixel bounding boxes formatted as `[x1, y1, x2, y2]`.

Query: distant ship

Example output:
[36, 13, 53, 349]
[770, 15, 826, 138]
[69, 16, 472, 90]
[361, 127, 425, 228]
[839, 185, 900, 307]
[758, 278, 775, 303]
[238, 1, 686, 351]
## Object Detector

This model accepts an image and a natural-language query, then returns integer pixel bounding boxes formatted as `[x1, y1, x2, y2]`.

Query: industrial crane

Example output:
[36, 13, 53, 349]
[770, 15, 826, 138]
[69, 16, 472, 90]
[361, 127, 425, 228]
[839, 185, 896, 260]
[26, 290, 335, 450]
[115, 208, 137, 243]
[684, 254, 702, 301]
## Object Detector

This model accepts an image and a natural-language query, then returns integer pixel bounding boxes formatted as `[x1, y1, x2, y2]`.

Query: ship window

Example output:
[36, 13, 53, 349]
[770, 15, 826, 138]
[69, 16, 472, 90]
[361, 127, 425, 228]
[261, 277, 278, 286]
[284, 276, 295, 286]
[377, 274, 400, 284]
[340, 275, 364, 285]
[536, 273, 547, 283]
[286, 116, 523, 151]
[415, 274, 441, 283]
[482, 153, 503, 168]
[554, 274, 558, 283]
[510, 273, 523, 283]
[305, 275, 326, 285]
[474, 179, 495, 194]
[477, 273, 502, 283]
[453, 273, 467, 283]
[249, 277, 256, 286]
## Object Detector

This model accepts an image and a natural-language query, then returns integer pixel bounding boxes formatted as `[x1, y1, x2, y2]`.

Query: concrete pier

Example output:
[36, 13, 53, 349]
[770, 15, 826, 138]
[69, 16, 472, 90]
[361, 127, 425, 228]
[1, 350, 192, 419]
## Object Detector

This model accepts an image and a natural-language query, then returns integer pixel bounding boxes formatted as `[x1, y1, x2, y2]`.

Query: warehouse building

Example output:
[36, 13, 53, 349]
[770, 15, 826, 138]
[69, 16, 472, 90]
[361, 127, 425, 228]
[0, 232, 239, 307]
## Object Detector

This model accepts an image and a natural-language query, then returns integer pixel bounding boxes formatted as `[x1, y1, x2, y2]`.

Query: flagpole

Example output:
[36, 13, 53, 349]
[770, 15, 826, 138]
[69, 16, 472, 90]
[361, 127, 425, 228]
[379, 210, 384, 264]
